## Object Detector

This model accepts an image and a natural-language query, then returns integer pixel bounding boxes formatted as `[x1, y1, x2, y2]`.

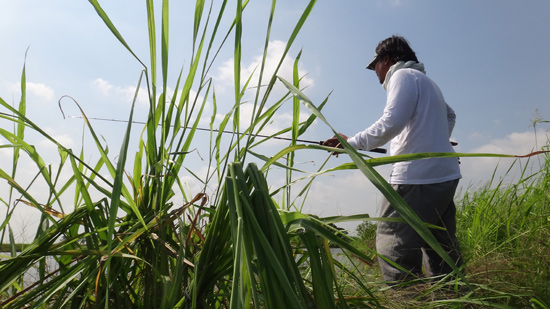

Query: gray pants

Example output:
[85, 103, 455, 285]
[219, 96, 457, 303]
[376, 179, 462, 282]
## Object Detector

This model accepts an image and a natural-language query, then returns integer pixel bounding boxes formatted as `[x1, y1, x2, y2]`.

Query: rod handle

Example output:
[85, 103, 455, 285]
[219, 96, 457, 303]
[319, 141, 387, 154]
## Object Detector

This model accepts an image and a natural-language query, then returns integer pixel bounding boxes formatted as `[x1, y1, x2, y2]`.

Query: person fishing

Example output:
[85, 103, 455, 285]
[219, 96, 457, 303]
[322, 35, 462, 283]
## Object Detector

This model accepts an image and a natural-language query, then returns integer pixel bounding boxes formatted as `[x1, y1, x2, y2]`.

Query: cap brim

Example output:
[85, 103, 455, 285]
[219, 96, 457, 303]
[366, 55, 378, 70]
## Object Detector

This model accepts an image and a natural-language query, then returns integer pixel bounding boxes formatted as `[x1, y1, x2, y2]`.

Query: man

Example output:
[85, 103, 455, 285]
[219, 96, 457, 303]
[323, 35, 462, 282]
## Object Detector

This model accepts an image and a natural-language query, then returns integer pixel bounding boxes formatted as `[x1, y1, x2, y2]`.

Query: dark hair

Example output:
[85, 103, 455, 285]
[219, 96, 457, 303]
[375, 35, 419, 63]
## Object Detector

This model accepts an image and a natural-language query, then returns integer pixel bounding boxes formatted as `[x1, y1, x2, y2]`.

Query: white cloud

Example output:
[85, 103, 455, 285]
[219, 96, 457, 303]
[89, 41, 319, 143]
[93, 78, 149, 107]
[235, 102, 313, 135]
[27, 82, 54, 102]
[201, 101, 317, 145]
[38, 133, 75, 150]
[208, 40, 318, 142]
[467, 131, 490, 142]
[460, 129, 550, 188]
[93, 79, 216, 126]
[377, 0, 406, 7]
[471, 130, 549, 155]
[94, 78, 113, 96]
[7, 82, 54, 103]
[215, 40, 314, 95]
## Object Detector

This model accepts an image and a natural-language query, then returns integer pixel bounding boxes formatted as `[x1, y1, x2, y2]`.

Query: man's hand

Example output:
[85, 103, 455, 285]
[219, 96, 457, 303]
[322, 133, 348, 155]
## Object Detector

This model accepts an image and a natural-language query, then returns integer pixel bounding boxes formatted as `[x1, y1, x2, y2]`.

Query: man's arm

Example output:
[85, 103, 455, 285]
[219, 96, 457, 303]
[347, 70, 418, 150]
[446, 103, 456, 136]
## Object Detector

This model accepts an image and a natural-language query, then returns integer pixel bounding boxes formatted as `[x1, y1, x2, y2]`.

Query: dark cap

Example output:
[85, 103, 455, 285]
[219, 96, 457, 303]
[367, 36, 419, 70]
[366, 53, 380, 70]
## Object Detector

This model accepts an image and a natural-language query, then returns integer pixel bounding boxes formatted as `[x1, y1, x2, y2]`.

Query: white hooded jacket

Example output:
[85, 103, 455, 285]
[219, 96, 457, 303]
[347, 65, 461, 184]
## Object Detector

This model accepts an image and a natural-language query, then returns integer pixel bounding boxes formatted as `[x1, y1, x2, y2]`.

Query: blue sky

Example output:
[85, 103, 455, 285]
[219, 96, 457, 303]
[2, 1, 550, 236]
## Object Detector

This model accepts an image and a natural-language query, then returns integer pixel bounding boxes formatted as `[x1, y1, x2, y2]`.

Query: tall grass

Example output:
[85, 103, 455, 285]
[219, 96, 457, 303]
[1, 0, 379, 307]
[456, 153, 550, 307]
[1, 0, 548, 308]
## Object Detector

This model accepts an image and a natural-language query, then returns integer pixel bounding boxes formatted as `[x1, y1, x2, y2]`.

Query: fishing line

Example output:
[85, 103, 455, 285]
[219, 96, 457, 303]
[67, 115, 388, 154]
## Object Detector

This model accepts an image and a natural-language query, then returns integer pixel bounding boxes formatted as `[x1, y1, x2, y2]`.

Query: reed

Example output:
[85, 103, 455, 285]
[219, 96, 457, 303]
[1, 1, 373, 307]
[1, 1, 547, 308]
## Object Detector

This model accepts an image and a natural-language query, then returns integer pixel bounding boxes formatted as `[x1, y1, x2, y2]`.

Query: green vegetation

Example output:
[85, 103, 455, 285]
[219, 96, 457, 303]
[352, 153, 550, 308]
[1, 0, 549, 308]
[0, 244, 29, 252]
[457, 154, 550, 307]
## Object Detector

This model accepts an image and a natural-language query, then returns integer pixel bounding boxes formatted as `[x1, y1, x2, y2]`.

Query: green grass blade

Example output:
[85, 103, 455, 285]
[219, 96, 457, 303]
[254, 0, 316, 120]
[103, 75, 143, 305]
[12, 50, 29, 184]
[193, 0, 206, 47]
[299, 231, 336, 308]
[232, 0, 243, 155]
[227, 162, 314, 308]
[243, 0, 275, 154]
[161, 0, 169, 96]
[88, 0, 145, 67]
[146, 0, 157, 99]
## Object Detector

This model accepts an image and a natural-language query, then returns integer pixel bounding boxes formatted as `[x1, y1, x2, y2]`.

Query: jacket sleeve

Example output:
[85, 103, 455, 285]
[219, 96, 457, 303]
[347, 70, 418, 150]
[446, 103, 456, 136]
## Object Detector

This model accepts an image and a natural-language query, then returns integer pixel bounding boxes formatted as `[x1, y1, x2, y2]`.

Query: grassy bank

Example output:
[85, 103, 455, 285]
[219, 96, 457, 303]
[351, 152, 550, 308]
[456, 154, 550, 307]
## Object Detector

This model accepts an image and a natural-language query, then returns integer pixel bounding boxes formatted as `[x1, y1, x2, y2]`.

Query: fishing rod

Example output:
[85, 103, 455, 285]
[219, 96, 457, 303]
[68, 116, 388, 154]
